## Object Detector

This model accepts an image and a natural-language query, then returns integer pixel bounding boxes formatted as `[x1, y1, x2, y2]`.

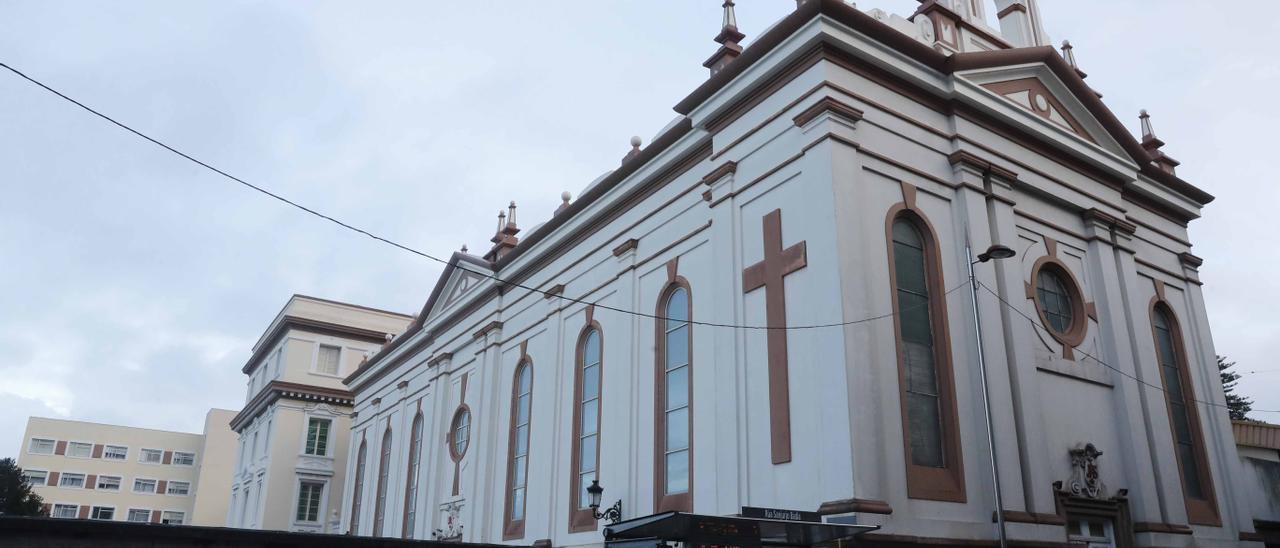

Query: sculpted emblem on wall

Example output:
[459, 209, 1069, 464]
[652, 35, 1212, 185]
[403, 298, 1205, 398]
[1062, 443, 1107, 500]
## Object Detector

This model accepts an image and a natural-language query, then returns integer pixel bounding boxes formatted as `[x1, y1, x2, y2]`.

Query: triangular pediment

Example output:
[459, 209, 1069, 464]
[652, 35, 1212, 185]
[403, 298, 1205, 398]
[958, 64, 1131, 161]
[420, 253, 495, 323]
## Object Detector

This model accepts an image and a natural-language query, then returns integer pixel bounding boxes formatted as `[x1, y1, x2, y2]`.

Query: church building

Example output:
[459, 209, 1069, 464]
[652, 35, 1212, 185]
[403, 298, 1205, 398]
[340, 1, 1263, 546]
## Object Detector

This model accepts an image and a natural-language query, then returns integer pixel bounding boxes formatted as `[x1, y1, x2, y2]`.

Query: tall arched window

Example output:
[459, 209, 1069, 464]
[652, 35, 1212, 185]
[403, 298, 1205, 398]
[504, 359, 533, 539]
[402, 413, 424, 538]
[887, 213, 965, 502]
[350, 437, 366, 535]
[373, 426, 392, 537]
[655, 283, 692, 512]
[569, 325, 603, 532]
[1152, 303, 1219, 525]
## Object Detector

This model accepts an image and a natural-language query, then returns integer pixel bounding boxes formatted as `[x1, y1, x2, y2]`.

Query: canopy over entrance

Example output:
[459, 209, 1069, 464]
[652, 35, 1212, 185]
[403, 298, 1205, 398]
[603, 511, 878, 548]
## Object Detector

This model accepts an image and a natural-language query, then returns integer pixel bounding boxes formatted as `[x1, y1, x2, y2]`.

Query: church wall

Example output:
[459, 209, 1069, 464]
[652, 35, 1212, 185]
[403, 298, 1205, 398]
[339, 12, 1255, 547]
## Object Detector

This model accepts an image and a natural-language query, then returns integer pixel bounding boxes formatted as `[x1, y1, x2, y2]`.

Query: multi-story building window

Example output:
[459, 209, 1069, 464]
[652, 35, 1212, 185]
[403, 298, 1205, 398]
[569, 325, 603, 531]
[656, 283, 692, 512]
[373, 427, 393, 536]
[167, 481, 191, 495]
[305, 418, 332, 456]
[317, 344, 341, 376]
[51, 504, 78, 519]
[97, 475, 121, 491]
[161, 511, 185, 525]
[59, 472, 86, 488]
[67, 441, 93, 458]
[172, 451, 195, 466]
[296, 481, 324, 523]
[403, 413, 424, 538]
[29, 438, 55, 455]
[90, 506, 114, 520]
[504, 359, 533, 538]
[23, 469, 48, 486]
[140, 448, 163, 464]
[126, 508, 151, 523]
[103, 445, 128, 460]
[133, 478, 157, 494]
[888, 211, 965, 502]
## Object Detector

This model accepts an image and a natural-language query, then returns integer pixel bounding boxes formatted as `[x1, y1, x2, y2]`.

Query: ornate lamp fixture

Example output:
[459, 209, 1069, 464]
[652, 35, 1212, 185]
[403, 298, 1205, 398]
[586, 480, 622, 524]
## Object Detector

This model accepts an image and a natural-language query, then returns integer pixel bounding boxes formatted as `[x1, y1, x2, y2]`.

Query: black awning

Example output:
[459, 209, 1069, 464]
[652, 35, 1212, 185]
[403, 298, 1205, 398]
[603, 512, 878, 547]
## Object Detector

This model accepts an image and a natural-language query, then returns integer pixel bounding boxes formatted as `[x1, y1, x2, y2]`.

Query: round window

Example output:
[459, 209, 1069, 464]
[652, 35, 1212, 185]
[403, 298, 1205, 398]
[1034, 266, 1078, 336]
[450, 407, 471, 460]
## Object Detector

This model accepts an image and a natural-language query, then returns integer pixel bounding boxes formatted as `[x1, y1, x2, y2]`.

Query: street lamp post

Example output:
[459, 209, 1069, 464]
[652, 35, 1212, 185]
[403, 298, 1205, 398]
[967, 242, 1016, 548]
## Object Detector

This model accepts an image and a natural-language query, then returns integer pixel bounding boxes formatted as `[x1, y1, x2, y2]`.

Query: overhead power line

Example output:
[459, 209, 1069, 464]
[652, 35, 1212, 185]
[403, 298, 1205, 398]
[0, 60, 960, 331]
[978, 282, 1280, 414]
[8, 60, 1272, 416]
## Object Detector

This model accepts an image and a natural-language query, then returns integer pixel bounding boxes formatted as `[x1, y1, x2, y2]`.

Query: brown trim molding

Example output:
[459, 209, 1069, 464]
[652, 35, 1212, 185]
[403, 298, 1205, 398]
[569, 322, 604, 533]
[701, 161, 737, 185]
[654, 276, 693, 513]
[884, 186, 966, 502]
[1025, 237, 1093, 360]
[1147, 295, 1221, 526]
[242, 315, 392, 374]
[612, 239, 638, 257]
[1132, 521, 1194, 535]
[792, 96, 864, 127]
[230, 381, 353, 431]
[1082, 208, 1138, 235]
[817, 497, 893, 515]
[995, 510, 1066, 525]
[859, 533, 1072, 548]
[947, 150, 1018, 183]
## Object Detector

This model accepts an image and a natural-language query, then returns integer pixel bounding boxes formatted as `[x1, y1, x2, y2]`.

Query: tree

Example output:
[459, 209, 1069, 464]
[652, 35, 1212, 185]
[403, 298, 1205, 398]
[1218, 355, 1253, 421]
[0, 457, 45, 516]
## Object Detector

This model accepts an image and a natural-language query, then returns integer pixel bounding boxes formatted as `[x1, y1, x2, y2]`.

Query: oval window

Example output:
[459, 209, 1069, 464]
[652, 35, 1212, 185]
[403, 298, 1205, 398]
[1035, 267, 1077, 335]
[450, 407, 471, 460]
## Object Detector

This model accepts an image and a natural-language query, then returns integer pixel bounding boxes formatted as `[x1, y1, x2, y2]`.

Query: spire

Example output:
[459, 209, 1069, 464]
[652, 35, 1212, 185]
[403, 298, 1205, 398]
[703, 1, 746, 77]
[1060, 40, 1076, 68]
[485, 202, 521, 261]
[1138, 110, 1180, 175]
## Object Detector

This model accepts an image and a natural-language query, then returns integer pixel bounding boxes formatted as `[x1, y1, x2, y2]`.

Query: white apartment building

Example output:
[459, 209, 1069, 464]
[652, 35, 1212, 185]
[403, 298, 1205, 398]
[226, 294, 411, 532]
[17, 410, 236, 526]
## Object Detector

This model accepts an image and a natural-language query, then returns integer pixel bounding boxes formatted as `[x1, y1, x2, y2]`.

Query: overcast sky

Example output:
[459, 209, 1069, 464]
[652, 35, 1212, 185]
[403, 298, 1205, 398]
[1, 1, 1276, 459]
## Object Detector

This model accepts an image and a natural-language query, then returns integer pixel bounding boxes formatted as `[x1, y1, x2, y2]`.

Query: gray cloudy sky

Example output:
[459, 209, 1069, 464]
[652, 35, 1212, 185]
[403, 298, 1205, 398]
[1, 1, 1276, 458]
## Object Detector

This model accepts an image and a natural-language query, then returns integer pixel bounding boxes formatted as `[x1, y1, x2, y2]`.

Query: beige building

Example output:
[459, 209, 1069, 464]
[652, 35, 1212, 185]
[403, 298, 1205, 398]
[17, 410, 236, 526]
[226, 294, 411, 532]
[1233, 420, 1280, 545]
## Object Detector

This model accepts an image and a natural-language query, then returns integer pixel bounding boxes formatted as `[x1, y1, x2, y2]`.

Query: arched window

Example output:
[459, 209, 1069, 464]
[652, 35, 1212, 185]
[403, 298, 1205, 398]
[887, 214, 965, 502]
[1152, 304, 1219, 525]
[569, 325, 603, 532]
[350, 437, 366, 535]
[504, 360, 534, 539]
[655, 283, 692, 512]
[373, 427, 392, 537]
[402, 413, 424, 538]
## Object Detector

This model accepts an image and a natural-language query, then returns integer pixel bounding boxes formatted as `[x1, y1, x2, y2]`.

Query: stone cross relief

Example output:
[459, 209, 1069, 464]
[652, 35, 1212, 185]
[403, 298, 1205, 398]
[742, 208, 808, 464]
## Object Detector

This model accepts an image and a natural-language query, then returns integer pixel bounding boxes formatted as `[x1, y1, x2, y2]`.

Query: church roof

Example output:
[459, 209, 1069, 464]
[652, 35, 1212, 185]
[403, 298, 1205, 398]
[345, 0, 1212, 390]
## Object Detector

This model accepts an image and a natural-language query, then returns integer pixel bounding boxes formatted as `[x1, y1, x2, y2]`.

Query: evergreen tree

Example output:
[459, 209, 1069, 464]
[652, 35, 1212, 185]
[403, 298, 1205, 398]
[0, 457, 45, 516]
[1218, 355, 1253, 421]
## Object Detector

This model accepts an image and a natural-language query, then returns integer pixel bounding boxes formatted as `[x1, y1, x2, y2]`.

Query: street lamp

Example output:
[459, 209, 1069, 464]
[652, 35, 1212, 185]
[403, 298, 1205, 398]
[967, 242, 1016, 548]
[587, 480, 622, 524]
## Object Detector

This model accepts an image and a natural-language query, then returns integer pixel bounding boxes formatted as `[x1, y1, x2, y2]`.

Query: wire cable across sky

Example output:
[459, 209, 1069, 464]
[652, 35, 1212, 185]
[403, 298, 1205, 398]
[4, 61, 1272, 417]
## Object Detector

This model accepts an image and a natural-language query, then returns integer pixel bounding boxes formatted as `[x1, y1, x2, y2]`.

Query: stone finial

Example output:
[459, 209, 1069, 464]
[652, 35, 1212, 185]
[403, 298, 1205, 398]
[1138, 110, 1180, 175]
[621, 136, 643, 165]
[1061, 40, 1076, 68]
[485, 202, 521, 261]
[703, 1, 746, 77]
[461, 244, 469, 254]
[555, 191, 572, 215]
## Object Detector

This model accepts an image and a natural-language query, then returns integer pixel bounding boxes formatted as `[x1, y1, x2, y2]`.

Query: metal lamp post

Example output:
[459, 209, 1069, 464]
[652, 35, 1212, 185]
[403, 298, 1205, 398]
[967, 242, 1016, 548]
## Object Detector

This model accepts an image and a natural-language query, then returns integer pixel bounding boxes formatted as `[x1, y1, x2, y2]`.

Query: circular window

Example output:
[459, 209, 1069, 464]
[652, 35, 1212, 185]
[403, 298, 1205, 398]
[449, 406, 471, 460]
[1030, 261, 1086, 349]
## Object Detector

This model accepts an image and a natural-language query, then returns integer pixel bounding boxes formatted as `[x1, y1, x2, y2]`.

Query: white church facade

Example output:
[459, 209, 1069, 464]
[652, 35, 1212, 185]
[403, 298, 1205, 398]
[340, 1, 1264, 546]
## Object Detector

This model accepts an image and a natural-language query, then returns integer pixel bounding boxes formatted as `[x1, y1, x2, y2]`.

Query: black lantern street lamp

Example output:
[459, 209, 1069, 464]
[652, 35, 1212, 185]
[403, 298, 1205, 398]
[586, 480, 622, 524]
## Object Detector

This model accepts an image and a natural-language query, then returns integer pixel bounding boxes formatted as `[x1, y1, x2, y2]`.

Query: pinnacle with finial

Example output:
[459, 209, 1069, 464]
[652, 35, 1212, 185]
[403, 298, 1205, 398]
[1139, 109, 1155, 140]
[1061, 40, 1077, 69]
[722, 0, 738, 31]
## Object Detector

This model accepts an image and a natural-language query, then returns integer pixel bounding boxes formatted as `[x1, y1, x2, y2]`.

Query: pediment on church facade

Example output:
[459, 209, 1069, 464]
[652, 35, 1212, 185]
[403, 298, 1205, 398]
[421, 253, 495, 324]
[958, 65, 1130, 160]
